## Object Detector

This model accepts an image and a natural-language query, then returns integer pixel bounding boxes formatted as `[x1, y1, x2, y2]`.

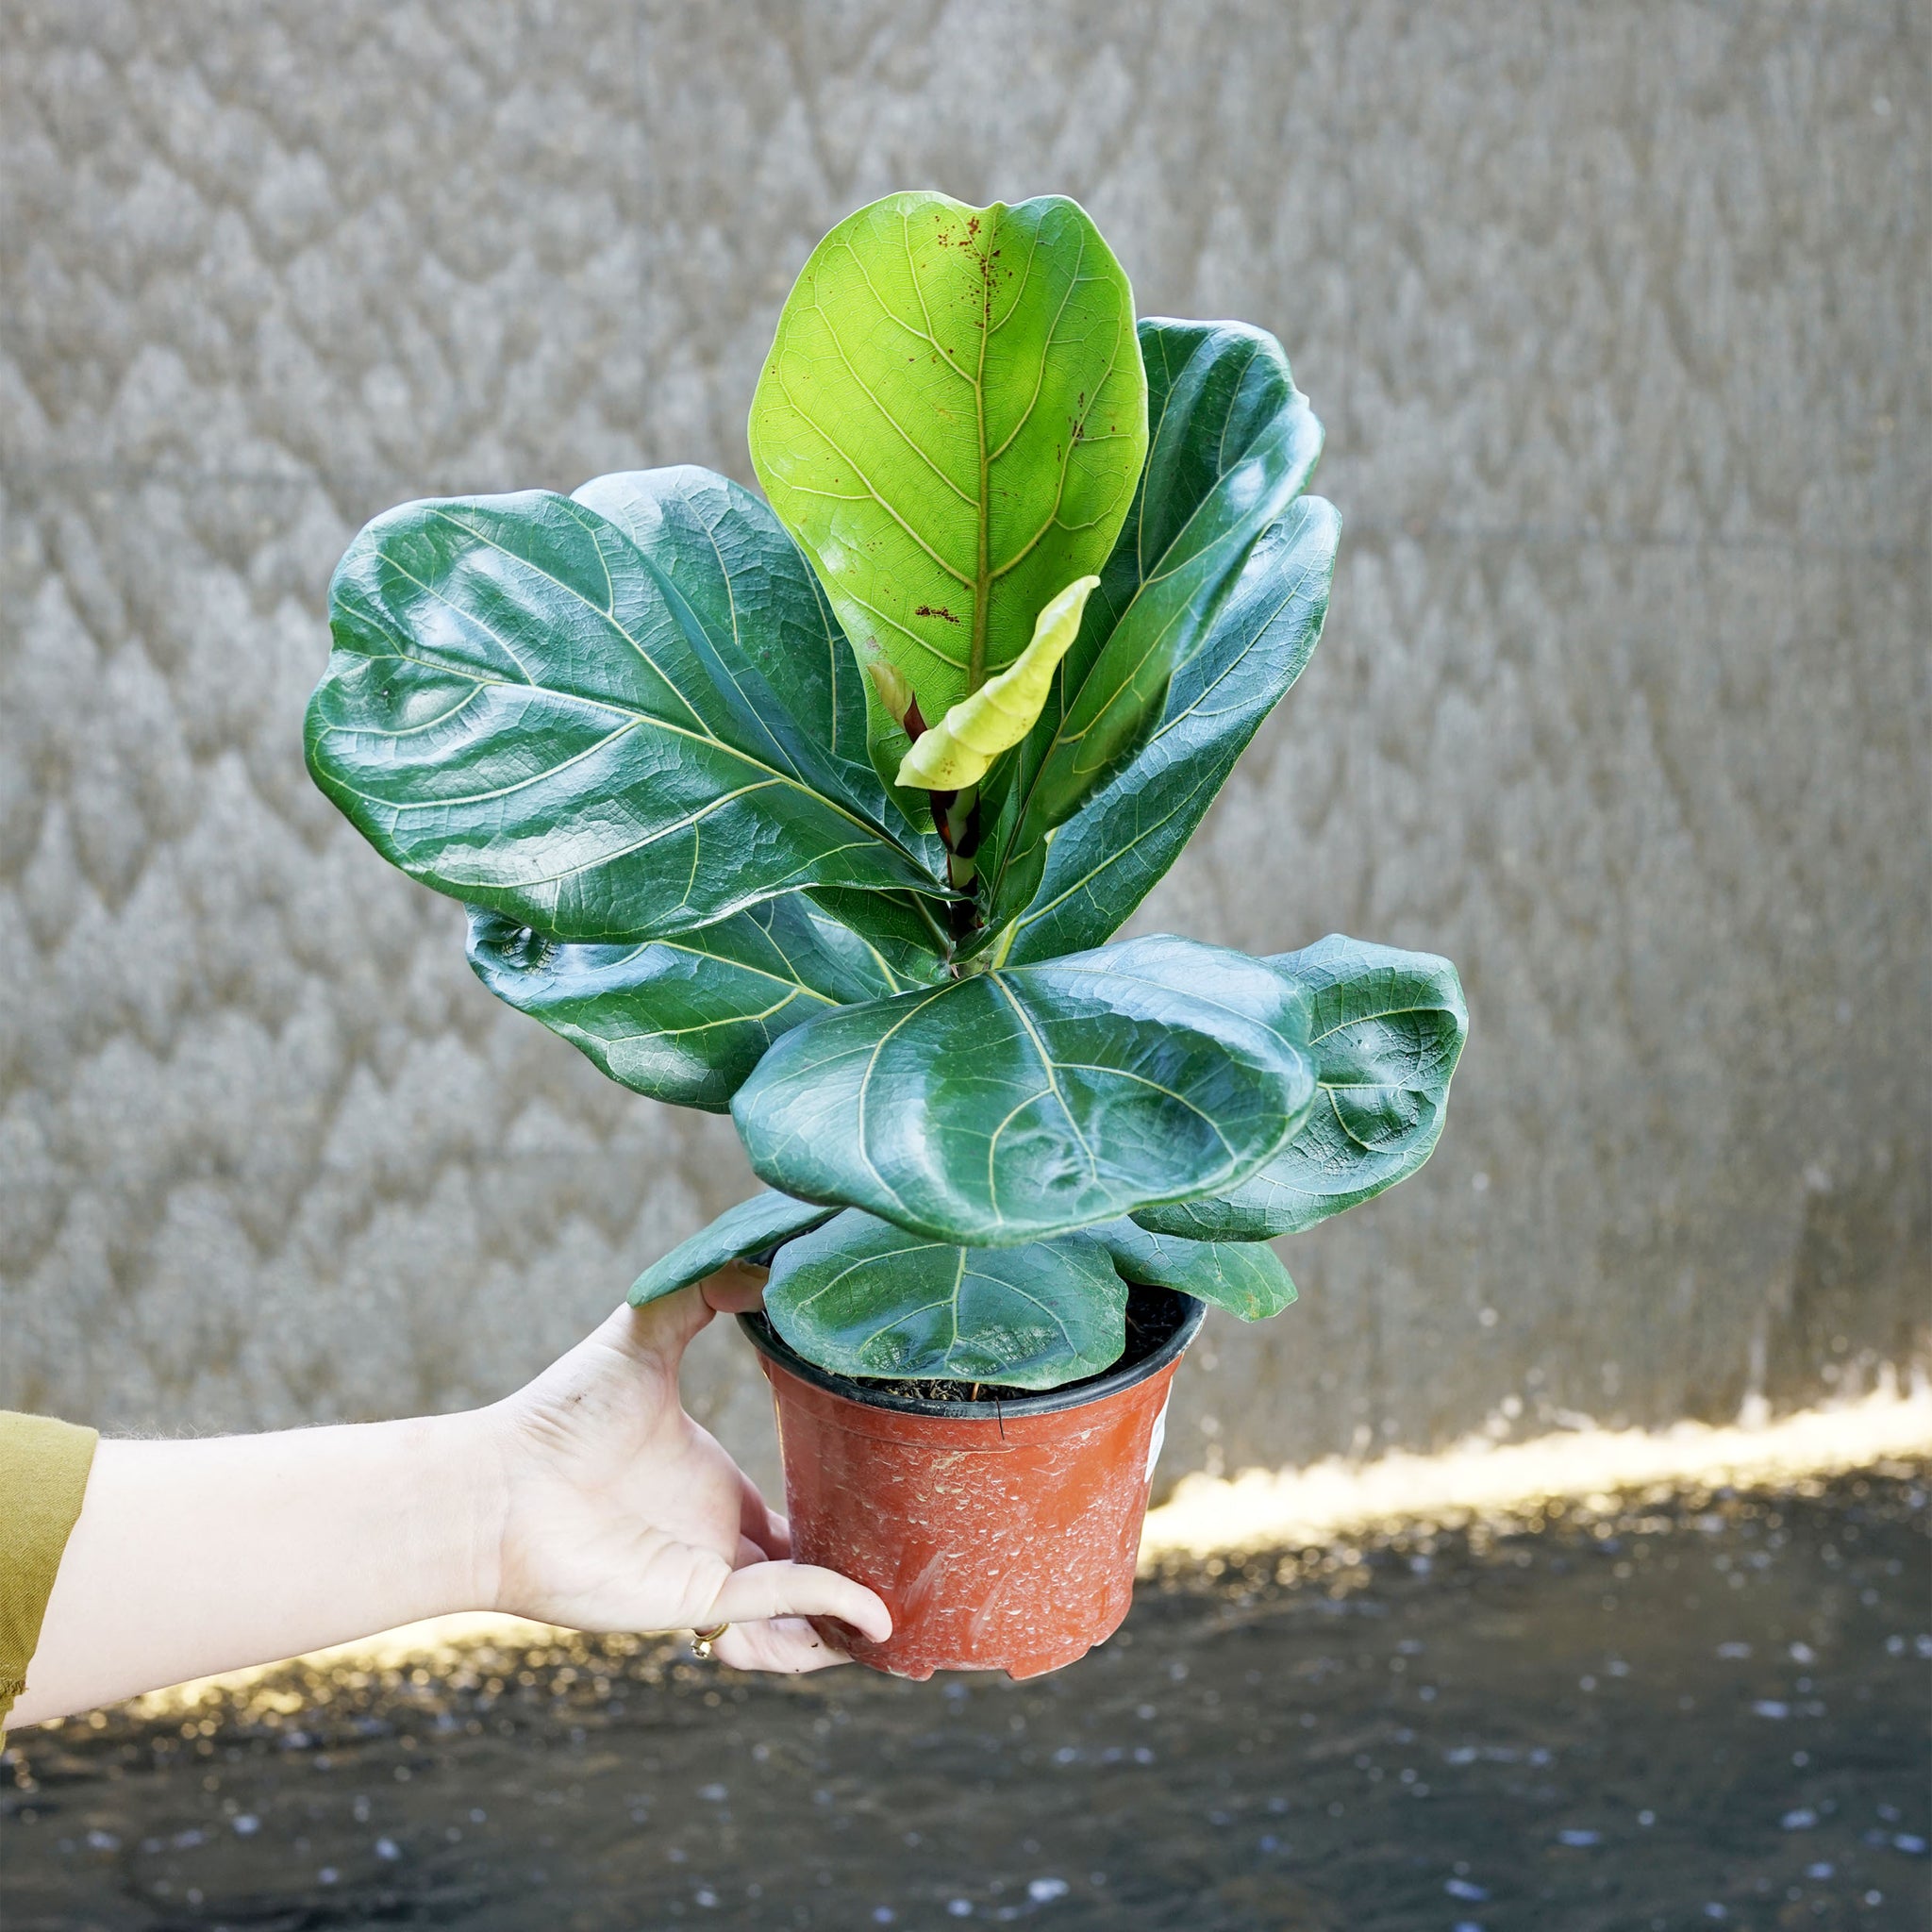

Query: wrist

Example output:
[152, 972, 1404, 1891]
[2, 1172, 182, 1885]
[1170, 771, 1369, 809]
[410, 1406, 512, 1618]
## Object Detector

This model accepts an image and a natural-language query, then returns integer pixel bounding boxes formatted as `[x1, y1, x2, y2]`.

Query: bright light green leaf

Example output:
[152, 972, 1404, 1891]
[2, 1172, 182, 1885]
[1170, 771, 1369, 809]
[1134, 937, 1468, 1240]
[307, 480, 948, 944]
[1000, 497, 1340, 963]
[897, 575, 1099, 791]
[764, 1210, 1126, 1388]
[467, 895, 908, 1113]
[748, 192, 1148, 766]
[628, 1190, 838, 1307]
[1087, 1219, 1297, 1322]
[731, 933, 1318, 1248]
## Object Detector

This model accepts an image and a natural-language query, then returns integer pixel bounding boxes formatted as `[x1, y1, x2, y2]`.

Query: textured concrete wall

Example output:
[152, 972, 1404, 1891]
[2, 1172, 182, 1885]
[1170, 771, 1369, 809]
[2, 0, 1925, 1495]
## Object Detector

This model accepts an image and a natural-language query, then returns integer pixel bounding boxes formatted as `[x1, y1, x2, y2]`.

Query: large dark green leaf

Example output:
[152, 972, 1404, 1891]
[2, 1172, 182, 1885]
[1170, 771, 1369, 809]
[764, 1209, 1126, 1388]
[628, 1189, 839, 1308]
[749, 192, 1147, 762]
[1086, 1219, 1297, 1321]
[467, 896, 908, 1112]
[306, 483, 946, 943]
[731, 934, 1318, 1247]
[803, 886, 954, 983]
[1135, 937, 1468, 1240]
[1000, 496, 1340, 965]
[571, 466, 942, 875]
[979, 319, 1324, 931]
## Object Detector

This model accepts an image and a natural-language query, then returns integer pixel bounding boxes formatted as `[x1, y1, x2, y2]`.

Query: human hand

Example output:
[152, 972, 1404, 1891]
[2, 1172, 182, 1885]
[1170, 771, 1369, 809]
[476, 1277, 890, 1673]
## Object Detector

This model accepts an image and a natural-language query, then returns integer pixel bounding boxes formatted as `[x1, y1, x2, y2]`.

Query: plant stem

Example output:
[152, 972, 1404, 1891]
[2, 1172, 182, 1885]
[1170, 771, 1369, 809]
[936, 786, 982, 940]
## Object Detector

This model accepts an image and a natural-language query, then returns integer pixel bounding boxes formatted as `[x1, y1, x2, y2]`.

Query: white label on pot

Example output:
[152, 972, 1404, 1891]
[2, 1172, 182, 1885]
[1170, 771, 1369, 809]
[1144, 1395, 1171, 1484]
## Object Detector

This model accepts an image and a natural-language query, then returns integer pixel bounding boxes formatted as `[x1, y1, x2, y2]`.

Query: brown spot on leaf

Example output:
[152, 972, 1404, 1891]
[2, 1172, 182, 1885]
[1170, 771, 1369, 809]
[914, 605, 962, 625]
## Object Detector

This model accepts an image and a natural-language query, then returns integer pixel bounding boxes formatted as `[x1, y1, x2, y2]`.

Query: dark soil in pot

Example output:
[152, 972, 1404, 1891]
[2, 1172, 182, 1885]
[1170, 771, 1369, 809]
[743, 1279, 1198, 1409]
[741, 1283, 1206, 1682]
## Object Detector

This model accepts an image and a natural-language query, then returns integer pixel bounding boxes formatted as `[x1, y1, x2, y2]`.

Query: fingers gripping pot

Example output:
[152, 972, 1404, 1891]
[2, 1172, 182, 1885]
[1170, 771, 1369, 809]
[740, 1287, 1205, 1681]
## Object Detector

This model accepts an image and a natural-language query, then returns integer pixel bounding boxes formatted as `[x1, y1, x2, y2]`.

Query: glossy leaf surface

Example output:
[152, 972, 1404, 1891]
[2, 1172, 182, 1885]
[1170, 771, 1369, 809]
[1135, 937, 1467, 1240]
[1001, 496, 1340, 963]
[732, 934, 1318, 1247]
[982, 319, 1324, 930]
[468, 897, 906, 1113]
[307, 482, 944, 943]
[764, 1209, 1125, 1388]
[804, 886, 953, 982]
[749, 192, 1147, 749]
[1087, 1219, 1297, 1321]
[571, 467, 941, 874]
[628, 1190, 838, 1308]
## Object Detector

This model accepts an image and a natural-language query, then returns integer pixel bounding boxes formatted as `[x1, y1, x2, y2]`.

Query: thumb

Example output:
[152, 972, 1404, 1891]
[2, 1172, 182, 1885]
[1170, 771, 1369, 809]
[701, 1258, 770, 1316]
[614, 1283, 716, 1372]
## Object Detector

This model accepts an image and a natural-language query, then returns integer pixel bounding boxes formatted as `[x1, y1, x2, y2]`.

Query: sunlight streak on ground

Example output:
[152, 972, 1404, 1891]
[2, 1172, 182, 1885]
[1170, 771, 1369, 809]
[1140, 1381, 1932, 1560]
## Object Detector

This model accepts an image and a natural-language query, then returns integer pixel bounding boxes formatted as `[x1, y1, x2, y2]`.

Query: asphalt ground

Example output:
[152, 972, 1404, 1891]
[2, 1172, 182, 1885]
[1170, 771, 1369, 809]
[4, 1465, 1926, 1931]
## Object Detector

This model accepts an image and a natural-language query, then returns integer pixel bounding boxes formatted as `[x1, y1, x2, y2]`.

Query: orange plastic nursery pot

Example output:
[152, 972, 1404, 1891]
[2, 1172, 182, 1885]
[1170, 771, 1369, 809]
[740, 1287, 1207, 1681]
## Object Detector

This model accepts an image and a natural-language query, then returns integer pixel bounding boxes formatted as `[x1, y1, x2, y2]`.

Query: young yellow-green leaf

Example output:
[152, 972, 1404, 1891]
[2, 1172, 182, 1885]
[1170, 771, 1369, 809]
[897, 575, 1098, 791]
[748, 192, 1147, 771]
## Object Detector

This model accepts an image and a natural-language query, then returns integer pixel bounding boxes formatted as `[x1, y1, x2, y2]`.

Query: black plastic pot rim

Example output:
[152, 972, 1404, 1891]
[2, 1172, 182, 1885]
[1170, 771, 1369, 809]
[737, 1291, 1207, 1422]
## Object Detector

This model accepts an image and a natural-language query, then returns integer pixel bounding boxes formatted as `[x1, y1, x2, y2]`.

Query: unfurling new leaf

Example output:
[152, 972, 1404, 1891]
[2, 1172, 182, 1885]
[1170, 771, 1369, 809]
[897, 576, 1099, 791]
[867, 659, 920, 735]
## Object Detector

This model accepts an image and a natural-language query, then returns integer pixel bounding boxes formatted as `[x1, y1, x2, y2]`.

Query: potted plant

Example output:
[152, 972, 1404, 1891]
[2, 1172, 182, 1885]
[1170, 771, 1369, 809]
[306, 191, 1466, 1680]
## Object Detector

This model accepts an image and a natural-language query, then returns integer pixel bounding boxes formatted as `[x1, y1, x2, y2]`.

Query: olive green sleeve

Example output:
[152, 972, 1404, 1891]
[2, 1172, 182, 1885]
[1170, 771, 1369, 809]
[0, 1411, 98, 1735]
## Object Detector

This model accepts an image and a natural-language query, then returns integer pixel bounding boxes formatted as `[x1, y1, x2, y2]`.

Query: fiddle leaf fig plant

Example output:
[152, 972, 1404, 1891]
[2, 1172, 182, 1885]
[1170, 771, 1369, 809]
[305, 190, 1467, 1393]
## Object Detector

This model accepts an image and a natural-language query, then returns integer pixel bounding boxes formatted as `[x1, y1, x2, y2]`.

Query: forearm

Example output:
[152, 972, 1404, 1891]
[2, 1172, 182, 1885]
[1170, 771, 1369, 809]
[9, 1410, 507, 1727]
